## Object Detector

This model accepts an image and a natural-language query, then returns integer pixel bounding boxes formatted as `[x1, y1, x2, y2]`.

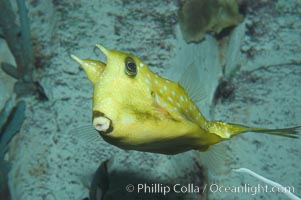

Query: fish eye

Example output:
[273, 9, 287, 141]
[125, 57, 137, 77]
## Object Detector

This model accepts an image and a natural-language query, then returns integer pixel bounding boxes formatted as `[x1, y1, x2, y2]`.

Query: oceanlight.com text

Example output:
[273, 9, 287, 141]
[125, 183, 295, 196]
[208, 183, 295, 196]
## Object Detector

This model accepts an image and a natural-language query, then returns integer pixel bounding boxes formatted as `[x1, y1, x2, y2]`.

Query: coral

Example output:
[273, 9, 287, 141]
[0, 99, 26, 157]
[178, 0, 244, 43]
[0, 97, 25, 200]
[0, 0, 35, 96]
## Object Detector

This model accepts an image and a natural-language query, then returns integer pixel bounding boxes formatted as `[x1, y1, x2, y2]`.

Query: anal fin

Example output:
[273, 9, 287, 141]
[195, 141, 232, 180]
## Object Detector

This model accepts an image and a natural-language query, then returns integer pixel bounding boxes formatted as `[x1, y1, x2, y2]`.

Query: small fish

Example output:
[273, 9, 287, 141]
[71, 44, 300, 155]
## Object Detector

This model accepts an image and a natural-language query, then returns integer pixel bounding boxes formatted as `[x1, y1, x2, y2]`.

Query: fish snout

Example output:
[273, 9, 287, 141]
[93, 111, 113, 134]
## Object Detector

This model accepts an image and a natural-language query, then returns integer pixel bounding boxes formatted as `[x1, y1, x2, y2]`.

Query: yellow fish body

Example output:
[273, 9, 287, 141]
[71, 44, 299, 155]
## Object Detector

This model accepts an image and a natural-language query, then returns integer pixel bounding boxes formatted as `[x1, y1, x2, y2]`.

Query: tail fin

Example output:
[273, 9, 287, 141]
[250, 126, 300, 138]
[207, 121, 300, 139]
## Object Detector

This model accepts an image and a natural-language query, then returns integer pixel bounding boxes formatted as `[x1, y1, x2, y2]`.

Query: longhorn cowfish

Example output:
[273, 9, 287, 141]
[71, 44, 300, 155]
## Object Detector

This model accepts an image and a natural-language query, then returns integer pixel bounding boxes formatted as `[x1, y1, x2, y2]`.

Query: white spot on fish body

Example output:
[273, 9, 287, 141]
[122, 116, 134, 125]
[225, 131, 231, 138]
[156, 95, 161, 104]
[139, 63, 144, 67]
[159, 89, 163, 94]
[180, 96, 184, 101]
[171, 91, 176, 96]
[155, 79, 158, 84]
[176, 102, 181, 107]
[146, 79, 151, 84]
[163, 85, 168, 91]
[168, 97, 173, 102]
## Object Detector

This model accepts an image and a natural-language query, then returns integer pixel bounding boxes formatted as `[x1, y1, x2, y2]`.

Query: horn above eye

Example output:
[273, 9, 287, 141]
[125, 56, 137, 77]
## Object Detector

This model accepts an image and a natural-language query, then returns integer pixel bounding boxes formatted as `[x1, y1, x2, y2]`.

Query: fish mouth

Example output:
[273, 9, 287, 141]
[93, 111, 113, 134]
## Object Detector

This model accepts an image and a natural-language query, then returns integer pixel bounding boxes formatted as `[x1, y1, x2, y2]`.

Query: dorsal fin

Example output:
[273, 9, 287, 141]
[179, 62, 207, 103]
